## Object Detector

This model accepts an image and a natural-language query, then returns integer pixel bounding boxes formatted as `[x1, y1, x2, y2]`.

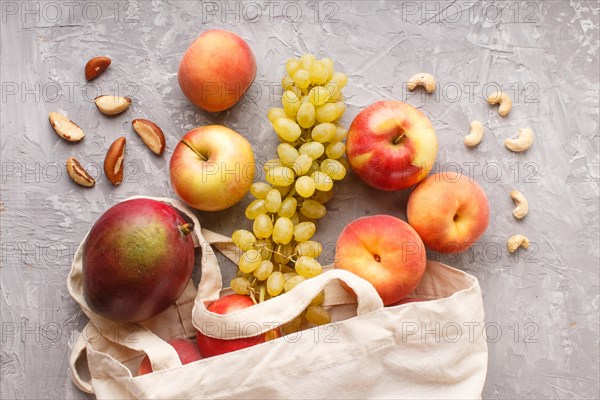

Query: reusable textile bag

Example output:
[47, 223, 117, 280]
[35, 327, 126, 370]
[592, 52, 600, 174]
[68, 196, 488, 399]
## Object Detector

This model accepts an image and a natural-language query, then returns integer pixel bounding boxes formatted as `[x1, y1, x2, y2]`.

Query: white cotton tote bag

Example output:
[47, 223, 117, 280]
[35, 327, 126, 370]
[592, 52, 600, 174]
[68, 196, 488, 399]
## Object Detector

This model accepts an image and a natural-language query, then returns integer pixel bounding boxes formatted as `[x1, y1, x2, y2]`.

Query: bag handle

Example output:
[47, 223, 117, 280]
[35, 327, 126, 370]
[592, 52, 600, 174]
[69, 327, 94, 394]
[194, 268, 384, 339]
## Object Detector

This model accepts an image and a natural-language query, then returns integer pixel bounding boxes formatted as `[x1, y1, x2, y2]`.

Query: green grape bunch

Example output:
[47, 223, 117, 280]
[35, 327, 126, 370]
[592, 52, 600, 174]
[230, 53, 349, 329]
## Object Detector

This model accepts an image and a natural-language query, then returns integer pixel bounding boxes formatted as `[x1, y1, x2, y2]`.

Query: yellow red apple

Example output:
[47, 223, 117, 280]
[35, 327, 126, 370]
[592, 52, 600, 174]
[407, 171, 490, 253]
[169, 125, 255, 211]
[196, 294, 280, 358]
[137, 338, 202, 375]
[178, 29, 256, 112]
[334, 215, 427, 306]
[346, 100, 437, 191]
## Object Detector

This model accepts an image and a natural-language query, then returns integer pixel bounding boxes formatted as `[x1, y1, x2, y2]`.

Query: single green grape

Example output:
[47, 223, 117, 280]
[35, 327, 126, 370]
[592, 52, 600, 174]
[295, 176, 316, 198]
[291, 153, 312, 176]
[254, 260, 274, 281]
[310, 290, 325, 306]
[326, 142, 346, 159]
[266, 166, 295, 186]
[272, 217, 294, 245]
[232, 229, 256, 251]
[300, 53, 315, 71]
[311, 171, 333, 192]
[277, 143, 300, 167]
[265, 189, 282, 213]
[284, 275, 306, 292]
[245, 199, 267, 219]
[295, 256, 322, 278]
[253, 214, 273, 239]
[295, 240, 323, 258]
[305, 305, 331, 325]
[266, 271, 285, 296]
[293, 69, 310, 89]
[299, 142, 325, 159]
[278, 197, 298, 219]
[250, 182, 273, 199]
[331, 126, 348, 142]
[311, 123, 336, 143]
[308, 86, 331, 106]
[309, 61, 328, 85]
[239, 249, 262, 273]
[273, 118, 302, 142]
[293, 222, 316, 242]
[268, 108, 287, 124]
[286, 58, 301, 76]
[320, 158, 347, 180]
[282, 90, 301, 117]
[296, 102, 316, 129]
[230, 277, 251, 295]
[300, 199, 326, 219]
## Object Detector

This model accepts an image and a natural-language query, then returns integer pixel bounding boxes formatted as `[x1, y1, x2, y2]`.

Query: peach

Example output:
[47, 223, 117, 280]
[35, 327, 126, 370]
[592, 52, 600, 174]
[178, 30, 256, 112]
[407, 172, 490, 253]
[334, 215, 427, 306]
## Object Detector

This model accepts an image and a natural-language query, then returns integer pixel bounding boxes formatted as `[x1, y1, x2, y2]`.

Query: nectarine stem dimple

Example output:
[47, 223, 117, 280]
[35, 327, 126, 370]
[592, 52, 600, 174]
[374, 254, 381, 262]
[181, 139, 207, 161]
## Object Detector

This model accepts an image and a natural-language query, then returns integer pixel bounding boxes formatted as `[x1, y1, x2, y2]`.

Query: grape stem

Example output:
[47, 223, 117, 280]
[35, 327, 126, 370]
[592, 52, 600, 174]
[285, 188, 297, 200]
[255, 242, 295, 263]
[259, 286, 266, 303]
[249, 287, 258, 305]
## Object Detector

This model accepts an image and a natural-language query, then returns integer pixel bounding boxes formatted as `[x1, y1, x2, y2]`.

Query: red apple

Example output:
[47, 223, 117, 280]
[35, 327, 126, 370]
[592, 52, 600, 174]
[407, 171, 490, 253]
[346, 100, 438, 191]
[197, 294, 280, 358]
[169, 125, 255, 211]
[83, 199, 195, 322]
[178, 29, 256, 112]
[334, 215, 427, 306]
[137, 338, 202, 375]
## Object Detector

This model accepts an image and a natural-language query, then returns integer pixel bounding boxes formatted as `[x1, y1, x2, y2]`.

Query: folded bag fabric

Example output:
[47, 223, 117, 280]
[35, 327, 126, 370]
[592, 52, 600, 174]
[68, 196, 488, 399]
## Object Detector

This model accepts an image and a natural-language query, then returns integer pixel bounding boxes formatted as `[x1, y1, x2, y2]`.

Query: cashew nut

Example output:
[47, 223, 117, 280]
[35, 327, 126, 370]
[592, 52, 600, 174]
[486, 91, 512, 116]
[464, 120, 484, 147]
[505, 127, 534, 152]
[507, 235, 530, 253]
[407, 73, 436, 93]
[510, 190, 528, 219]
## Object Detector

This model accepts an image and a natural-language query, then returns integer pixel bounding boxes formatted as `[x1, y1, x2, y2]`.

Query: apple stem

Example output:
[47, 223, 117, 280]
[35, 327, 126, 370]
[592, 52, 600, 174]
[393, 134, 405, 145]
[179, 222, 194, 236]
[181, 139, 207, 161]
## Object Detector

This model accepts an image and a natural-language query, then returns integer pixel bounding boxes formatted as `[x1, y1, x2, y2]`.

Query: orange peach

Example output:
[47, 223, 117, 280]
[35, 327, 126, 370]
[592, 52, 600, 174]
[346, 100, 437, 191]
[407, 172, 490, 253]
[178, 30, 256, 112]
[334, 215, 427, 306]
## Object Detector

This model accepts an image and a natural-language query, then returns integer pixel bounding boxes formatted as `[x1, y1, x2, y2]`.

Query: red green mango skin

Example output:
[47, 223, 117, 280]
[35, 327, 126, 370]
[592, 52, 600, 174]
[82, 199, 195, 322]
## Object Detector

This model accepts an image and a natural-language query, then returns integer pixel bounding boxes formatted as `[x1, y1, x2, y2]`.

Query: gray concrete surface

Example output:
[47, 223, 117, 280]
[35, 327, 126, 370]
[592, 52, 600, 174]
[1, 1, 599, 399]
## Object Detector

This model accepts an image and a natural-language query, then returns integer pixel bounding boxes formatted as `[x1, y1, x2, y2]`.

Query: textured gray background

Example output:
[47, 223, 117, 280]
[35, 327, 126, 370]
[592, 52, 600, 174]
[1, 1, 599, 399]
